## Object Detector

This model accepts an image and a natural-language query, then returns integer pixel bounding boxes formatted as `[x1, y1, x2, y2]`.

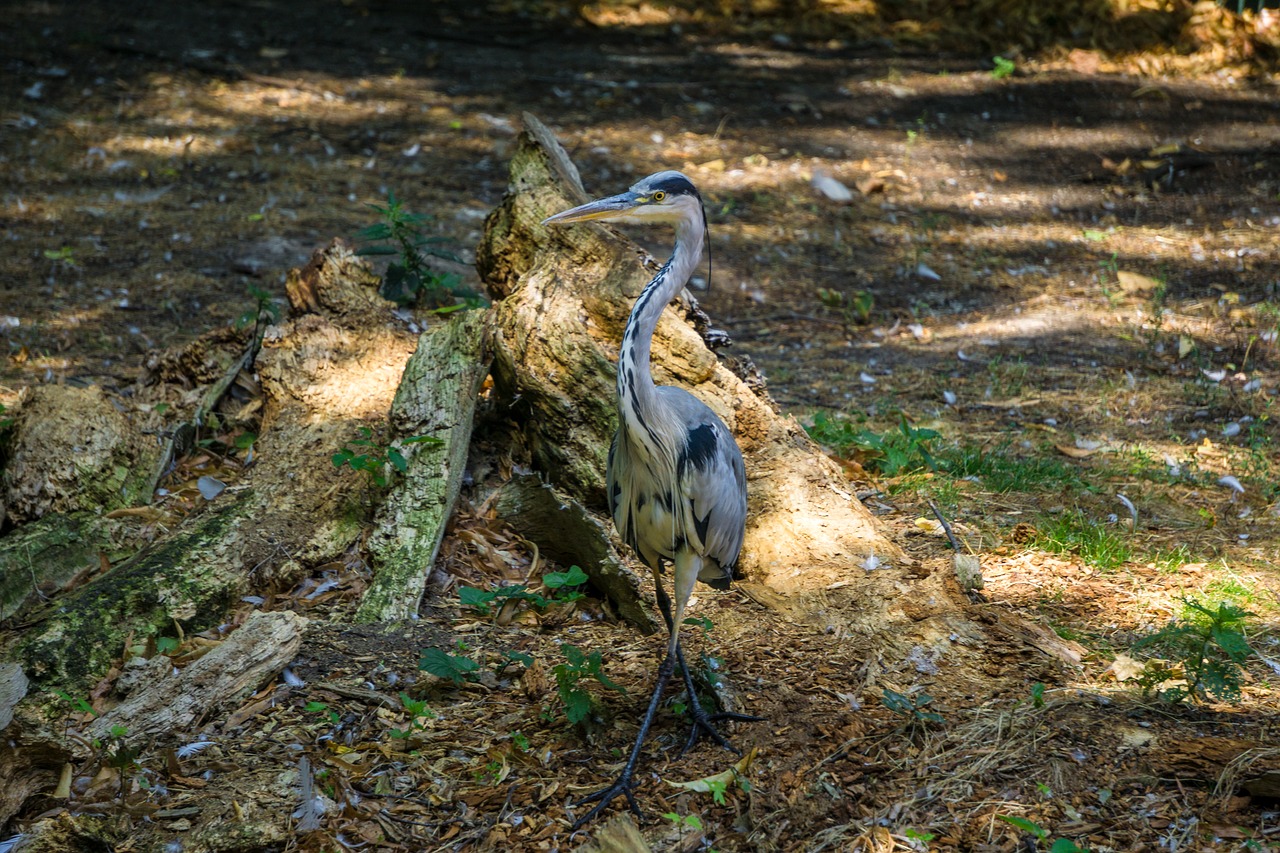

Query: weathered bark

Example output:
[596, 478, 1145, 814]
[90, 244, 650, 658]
[2, 384, 162, 525]
[86, 610, 307, 742]
[478, 114, 905, 634]
[358, 310, 491, 622]
[18, 495, 255, 689]
[0, 713, 69, 833]
[0, 512, 111, 622]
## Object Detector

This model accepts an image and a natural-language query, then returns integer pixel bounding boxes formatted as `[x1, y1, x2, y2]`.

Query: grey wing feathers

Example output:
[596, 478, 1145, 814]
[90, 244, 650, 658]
[665, 390, 747, 580]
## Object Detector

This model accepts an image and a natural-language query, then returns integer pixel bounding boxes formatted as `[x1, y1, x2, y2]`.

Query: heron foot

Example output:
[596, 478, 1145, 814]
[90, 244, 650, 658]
[570, 770, 644, 830]
[680, 700, 764, 757]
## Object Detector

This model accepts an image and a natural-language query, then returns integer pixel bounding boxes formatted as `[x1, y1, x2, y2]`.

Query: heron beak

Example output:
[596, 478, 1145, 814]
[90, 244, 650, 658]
[542, 192, 641, 225]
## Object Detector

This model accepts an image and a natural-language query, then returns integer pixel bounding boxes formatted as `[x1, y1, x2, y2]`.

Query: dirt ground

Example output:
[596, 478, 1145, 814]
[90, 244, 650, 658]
[3, 1, 1280, 851]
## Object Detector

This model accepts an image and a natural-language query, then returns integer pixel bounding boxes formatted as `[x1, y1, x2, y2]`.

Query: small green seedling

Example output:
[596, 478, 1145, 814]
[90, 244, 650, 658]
[663, 812, 704, 831]
[997, 815, 1090, 852]
[1134, 599, 1254, 703]
[388, 692, 436, 739]
[52, 689, 97, 718]
[904, 828, 936, 850]
[990, 56, 1016, 79]
[304, 700, 340, 725]
[458, 565, 589, 615]
[354, 191, 478, 307]
[683, 615, 715, 639]
[331, 428, 442, 487]
[881, 688, 944, 726]
[553, 644, 626, 726]
[817, 287, 875, 327]
[419, 647, 481, 686]
[235, 284, 281, 333]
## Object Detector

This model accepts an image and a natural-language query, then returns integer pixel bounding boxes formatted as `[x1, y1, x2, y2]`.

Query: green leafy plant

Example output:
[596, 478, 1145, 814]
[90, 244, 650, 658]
[458, 565, 589, 615]
[305, 700, 341, 725]
[881, 688, 944, 727]
[807, 412, 939, 477]
[996, 816, 1089, 852]
[235, 284, 281, 333]
[389, 692, 436, 739]
[990, 55, 1016, 79]
[552, 644, 626, 726]
[101, 724, 140, 773]
[816, 287, 875, 327]
[904, 828, 936, 850]
[419, 647, 482, 686]
[683, 615, 715, 639]
[43, 246, 77, 268]
[663, 812, 704, 831]
[1133, 599, 1254, 703]
[354, 191, 477, 307]
[53, 689, 97, 718]
[331, 428, 442, 487]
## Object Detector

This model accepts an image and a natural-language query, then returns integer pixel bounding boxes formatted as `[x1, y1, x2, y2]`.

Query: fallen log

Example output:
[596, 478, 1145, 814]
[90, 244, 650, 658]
[10, 241, 419, 693]
[358, 309, 491, 622]
[86, 610, 307, 742]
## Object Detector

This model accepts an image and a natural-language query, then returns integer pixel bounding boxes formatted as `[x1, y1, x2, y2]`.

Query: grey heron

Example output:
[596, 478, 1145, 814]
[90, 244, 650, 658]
[543, 171, 759, 827]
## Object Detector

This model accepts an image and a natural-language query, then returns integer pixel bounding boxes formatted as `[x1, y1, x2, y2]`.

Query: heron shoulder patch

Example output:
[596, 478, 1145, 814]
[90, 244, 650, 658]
[680, 422, 719, 473]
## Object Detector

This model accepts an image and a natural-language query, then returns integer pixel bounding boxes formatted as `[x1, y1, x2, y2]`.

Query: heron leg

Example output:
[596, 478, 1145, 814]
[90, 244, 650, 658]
[570, 652, 676, 829]
[652, 582, 763, 757]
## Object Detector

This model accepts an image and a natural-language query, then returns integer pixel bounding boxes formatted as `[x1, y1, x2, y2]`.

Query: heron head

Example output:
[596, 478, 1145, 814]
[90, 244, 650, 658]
[543, 170, 704, 228]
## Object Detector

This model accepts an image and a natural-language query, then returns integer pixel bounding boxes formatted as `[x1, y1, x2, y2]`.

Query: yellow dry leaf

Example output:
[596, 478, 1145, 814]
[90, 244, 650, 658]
[1107, 653, 1145, 682]
[1055, 444, 1098, 458]
[859, 826, 894, 853]
[1116, 270, 1161, 293]
[914, 517, 945, 535]
[1178, 335, 1195, 358]
[667, 747, 757, 794]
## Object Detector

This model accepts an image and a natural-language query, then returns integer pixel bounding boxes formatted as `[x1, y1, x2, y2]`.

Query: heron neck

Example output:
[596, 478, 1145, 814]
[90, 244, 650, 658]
[617, 218, 704, 442]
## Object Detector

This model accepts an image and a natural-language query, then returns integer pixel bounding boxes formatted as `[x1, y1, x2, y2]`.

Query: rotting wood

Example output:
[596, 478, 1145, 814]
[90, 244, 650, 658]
[0, 662, 26, 731]
[9, 241, 418, 694]
[17, 495, 256, 692]
[0, 709, 69, 832]
[2, 384, 161, 525]
[477, 113, 906, 636]
[358, 309, 491, 622]
[0, 512, 107, 622]
[86, 610, 307, 742]
[491, 472, 656, 634]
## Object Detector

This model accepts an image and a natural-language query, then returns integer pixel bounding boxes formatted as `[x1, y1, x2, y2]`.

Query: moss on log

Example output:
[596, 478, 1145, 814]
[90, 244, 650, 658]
[0, 512, 110, 622]
[17, 495, 253, 692]
[358, 309, 491, 622]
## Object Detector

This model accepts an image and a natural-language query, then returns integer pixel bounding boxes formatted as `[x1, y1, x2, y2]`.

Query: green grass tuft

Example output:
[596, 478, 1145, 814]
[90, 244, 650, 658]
[1032, 510, 1130, 571]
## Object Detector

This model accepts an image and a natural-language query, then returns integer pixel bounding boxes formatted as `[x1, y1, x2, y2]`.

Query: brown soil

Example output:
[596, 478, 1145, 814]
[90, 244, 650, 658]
[3, 2, 1280, 852]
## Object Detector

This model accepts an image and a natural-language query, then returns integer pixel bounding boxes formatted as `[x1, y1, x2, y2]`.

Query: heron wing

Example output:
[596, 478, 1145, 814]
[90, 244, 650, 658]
[663, 392, 747, 582]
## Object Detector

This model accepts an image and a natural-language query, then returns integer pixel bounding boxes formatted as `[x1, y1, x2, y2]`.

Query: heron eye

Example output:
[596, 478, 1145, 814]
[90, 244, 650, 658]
[652, 191, 666, 202]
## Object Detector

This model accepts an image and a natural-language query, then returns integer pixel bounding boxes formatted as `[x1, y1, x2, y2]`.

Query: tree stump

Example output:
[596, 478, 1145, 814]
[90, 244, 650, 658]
[478, 114, 911, 636]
